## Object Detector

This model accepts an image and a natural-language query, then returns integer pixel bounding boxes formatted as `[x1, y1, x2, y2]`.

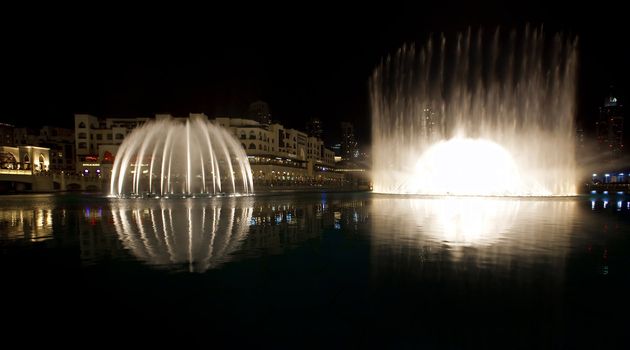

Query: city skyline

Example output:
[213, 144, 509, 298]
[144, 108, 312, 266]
[3, 4, 628, 145]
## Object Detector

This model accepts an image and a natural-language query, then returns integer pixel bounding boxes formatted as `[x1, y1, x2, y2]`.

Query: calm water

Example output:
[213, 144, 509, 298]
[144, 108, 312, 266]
[1, 192, 629, 347]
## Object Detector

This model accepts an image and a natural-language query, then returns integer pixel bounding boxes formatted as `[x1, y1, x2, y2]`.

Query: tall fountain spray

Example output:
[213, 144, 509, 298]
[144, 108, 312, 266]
[370, 26, 578, 196]
[110, 116, 254, 197]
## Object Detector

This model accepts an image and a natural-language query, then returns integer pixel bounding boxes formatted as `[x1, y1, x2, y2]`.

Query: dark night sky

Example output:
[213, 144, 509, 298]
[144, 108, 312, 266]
[3, 2, 628, 145]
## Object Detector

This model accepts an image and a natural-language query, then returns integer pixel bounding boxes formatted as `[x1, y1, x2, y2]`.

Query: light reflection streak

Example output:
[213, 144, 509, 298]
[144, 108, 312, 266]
[0, 208, 54, 242]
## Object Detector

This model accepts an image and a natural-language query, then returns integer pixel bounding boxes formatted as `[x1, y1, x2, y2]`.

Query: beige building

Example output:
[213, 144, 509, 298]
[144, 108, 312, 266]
[74, 113, 344, 187]
[214, 116, 341, 186]
[0, 145, 49, 174]
[74, 114, 150, 176]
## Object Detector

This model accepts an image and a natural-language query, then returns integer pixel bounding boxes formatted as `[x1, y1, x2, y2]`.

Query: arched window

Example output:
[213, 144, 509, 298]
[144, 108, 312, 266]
[38, 154, 46, 171]
[0, 152, 17, 169]
[23, 154, 30, 163]
[78, 122, 86, 128]
[249, 143, 256, 149]
[249, 132, 256, 140]
[240, 133, 246, 140]
[78, 132, 87, 139]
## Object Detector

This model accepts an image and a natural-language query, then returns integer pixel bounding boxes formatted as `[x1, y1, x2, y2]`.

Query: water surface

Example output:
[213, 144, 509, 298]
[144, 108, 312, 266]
[1, 193, 628, 347]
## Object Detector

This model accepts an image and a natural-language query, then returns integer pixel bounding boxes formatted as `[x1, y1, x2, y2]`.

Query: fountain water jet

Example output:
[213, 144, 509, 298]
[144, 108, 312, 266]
[110, 117, 253, 197]
[370, 26, 578, 196]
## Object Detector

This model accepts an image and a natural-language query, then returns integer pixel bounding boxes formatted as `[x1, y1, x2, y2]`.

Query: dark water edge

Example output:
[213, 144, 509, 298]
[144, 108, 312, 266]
[1, 192, 629, 348]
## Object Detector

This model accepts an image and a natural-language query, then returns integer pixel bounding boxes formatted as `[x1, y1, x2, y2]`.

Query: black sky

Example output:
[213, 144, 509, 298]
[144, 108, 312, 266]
[3, 2, 628, 145]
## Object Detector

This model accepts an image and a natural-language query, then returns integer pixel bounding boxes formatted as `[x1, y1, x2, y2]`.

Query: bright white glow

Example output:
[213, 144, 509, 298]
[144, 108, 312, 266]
[426, 197, 519, 245]
[370, 27, 577, 196]
[405, 138, 542, 196]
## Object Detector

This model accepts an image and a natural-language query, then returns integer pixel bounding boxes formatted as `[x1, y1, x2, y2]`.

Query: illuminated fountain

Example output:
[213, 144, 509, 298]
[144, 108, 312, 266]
[370, 26, 578, 196]
[110, 117, 254, 197]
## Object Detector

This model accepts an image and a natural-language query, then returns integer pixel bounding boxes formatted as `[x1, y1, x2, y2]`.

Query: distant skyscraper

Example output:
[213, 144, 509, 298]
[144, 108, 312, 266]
[340, 122, 358, 160]
[596, 88, 624, 160]
[306, 118, 323, 139]
[0, 123, 15, 146]
[247, 100, 271, 125]
[575, 125, 586, 151]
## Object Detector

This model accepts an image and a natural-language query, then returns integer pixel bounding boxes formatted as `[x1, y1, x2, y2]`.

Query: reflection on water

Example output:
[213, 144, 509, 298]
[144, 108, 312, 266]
[369, 196, 578, 268]
[111, 198, 254, 272]
[0, 208, 53, 242]
[103, 196, 370, 271]
[1, 193, 629, 346]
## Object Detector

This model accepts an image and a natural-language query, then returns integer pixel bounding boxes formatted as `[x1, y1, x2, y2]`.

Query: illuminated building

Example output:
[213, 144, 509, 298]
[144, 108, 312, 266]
[596, 90, 624, 160]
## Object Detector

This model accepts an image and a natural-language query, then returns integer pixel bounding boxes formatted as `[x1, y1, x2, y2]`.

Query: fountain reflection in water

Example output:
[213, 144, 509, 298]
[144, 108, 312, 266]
[110, 117, 254, 197]
[369, 195, 578, 266]
[371, 26, 578, 195]
[112, 198, 254, 272]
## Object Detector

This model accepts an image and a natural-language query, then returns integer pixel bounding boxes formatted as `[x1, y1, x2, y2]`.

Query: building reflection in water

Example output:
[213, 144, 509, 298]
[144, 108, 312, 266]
[111, 198, 254, 272]
[0, 208, 53, 242]
[106, 195, 370, 272]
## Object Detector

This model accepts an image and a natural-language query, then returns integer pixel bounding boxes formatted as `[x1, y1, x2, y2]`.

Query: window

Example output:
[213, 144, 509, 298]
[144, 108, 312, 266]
[107, 134, 113, 140]
[79, 142, 87, 149]
[249, 132, 256, 140]
[240, 133, 246, 140]
[249, 143, 256, 149]
[115, 134, 124, 140]
[102, 151, 114, 163]
[96, 134, 102, 140]
[242, 143, 246, 149]
[78, 122, 86, 128]
[78, 132, 87, 139]
[258, 144, 262, 150]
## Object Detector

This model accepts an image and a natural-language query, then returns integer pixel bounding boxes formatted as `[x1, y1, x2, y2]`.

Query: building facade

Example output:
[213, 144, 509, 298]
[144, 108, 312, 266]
[340, 122, 358, 160]
[214, 116, 341, 187]
[14, 126, 76, 172]
[247, 100, 272, 125]
[74, 114, 150, 176]
[73, 113, 344, 188]
[596, 93, 624, 160]
[0, 145, 50, 173]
